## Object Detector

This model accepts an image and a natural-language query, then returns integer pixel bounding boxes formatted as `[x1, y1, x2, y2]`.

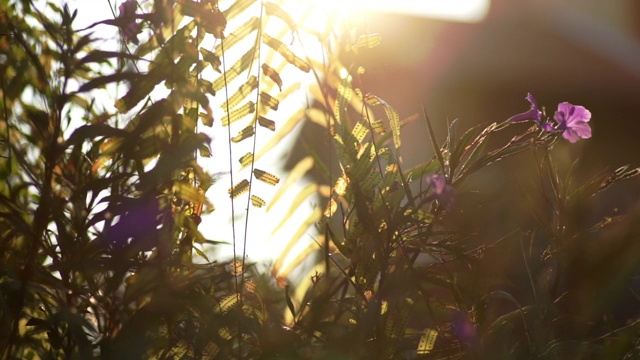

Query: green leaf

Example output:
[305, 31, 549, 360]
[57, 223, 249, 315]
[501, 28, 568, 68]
[284, 285, 296, 318]
[422, 105, 446, 174]
[76, 72, 140, 94]
[366, 93, 401, 157]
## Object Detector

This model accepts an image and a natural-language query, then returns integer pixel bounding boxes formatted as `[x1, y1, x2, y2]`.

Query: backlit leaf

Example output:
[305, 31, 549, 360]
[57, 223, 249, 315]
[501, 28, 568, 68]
[173, 182, 206, 205]
[114, 70, 165, 113]
[231, 125, 255, 143]
[262, 63, 283, 91]
[228, 260, 243, 275]
[179, 0, 226, 38]
[257, 116, 276, 131]
[214, 293, 240, 313]
[264, 2, 296, 31]
[213, 48, 255, 92]
[214, 16, 259, 57]
[262, 33, 311, 72]
[370, 119, 386, 135]
[239, 152, 254, 166]
[268, 156, 314, 210]
[250, 195, 266, 208]
[222, 0, 255, 22]
[351, 120, 369, 143]
[366, 93, 401, 152]
[228, 179, 250, 198]
[260, 91, 279, 110]
[417, 329, 438, 354]
[221, 101, 255, 126]
[200, 47, 222, 73]
[221, 76, 258, 111]
[353, 33, 382, 49]
[253, 169, 280, 185]
[218, 327, 233, 340]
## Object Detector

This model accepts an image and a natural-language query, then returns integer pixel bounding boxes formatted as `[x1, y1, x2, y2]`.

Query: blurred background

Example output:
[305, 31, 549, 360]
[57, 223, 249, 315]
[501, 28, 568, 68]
[354, 0, 640, 169]
[290, 0, 640, 322]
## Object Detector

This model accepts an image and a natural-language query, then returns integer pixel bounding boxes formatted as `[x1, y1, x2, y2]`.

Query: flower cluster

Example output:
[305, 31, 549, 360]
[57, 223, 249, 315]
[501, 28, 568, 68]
[508, 93, 592, 143]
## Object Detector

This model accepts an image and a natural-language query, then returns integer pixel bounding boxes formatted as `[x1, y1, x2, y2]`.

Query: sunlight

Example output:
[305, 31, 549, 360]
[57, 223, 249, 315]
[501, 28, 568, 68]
[57, 0, 490, 280]
[299, 0, 490, 26]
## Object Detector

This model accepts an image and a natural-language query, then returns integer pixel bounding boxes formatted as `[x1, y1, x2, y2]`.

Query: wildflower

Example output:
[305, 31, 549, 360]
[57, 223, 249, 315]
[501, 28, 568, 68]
[118, 0, 141, 45]
[508, 93, 553, 131]
[427, 175, 455, 210]
[553, 102, 592, 143]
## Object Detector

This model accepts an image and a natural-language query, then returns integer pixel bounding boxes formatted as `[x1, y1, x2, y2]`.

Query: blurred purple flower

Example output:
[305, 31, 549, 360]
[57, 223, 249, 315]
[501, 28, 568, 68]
[452, 311, 477, 345]
[508, 93, 553, 131]
[553, 102, 592, 143]
[118, 0, 141, 45]
[427, 175, 455, 210]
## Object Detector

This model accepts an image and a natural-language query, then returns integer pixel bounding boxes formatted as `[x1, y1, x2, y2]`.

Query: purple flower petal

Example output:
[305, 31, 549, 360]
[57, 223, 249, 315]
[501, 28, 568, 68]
[426, 175, 455, 210]
[541, 122, 554, 132]
[508, 93, 542, 124]
[508, 107, 540, 123]
[554, 102, 592, 142]
[118, 0, 141, 45]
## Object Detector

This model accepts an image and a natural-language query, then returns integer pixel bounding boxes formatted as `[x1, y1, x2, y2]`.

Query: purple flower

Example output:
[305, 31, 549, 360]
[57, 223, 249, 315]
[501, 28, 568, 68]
[426, 175, 455, 210]
[553, 102, 592, 143]
[118, 0, 141, 45]
[508, 93, 553, 131]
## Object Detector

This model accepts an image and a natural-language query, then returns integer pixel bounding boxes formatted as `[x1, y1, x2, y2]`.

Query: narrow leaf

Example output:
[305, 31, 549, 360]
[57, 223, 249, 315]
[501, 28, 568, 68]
[259, 91, 279, 110]
[423, 105, 446, 173]
[213, 48, 255, 92]
[231, 125, 255, 143]
[222, 0, 256, 23]
[264, 2, 296, 31]
[200, 47, 222, 73]
[253, 169, 280, 185]
[221, 101, 255, 126]
[284, 285, 296, 318]
[214, 293, 240, 313]
[262, 63, 283, 91]
[417, 329, 438, 355]
[250, 195, 266, 208]
[262, 33, 311, 72]
[221, 76, 258, 111]
[239, 152, 254, 167]
[366, 93, 401, 152]
[214, 16, 259, 57]
[228, 179, 250, 198]
[351, 120, 369, 144]
[370, 119, 386, 135]
[257, 116, 276, 131]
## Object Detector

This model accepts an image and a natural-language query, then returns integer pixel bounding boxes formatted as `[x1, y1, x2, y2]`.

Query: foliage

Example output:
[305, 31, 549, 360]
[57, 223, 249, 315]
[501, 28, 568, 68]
[1, 0, 640, 359]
